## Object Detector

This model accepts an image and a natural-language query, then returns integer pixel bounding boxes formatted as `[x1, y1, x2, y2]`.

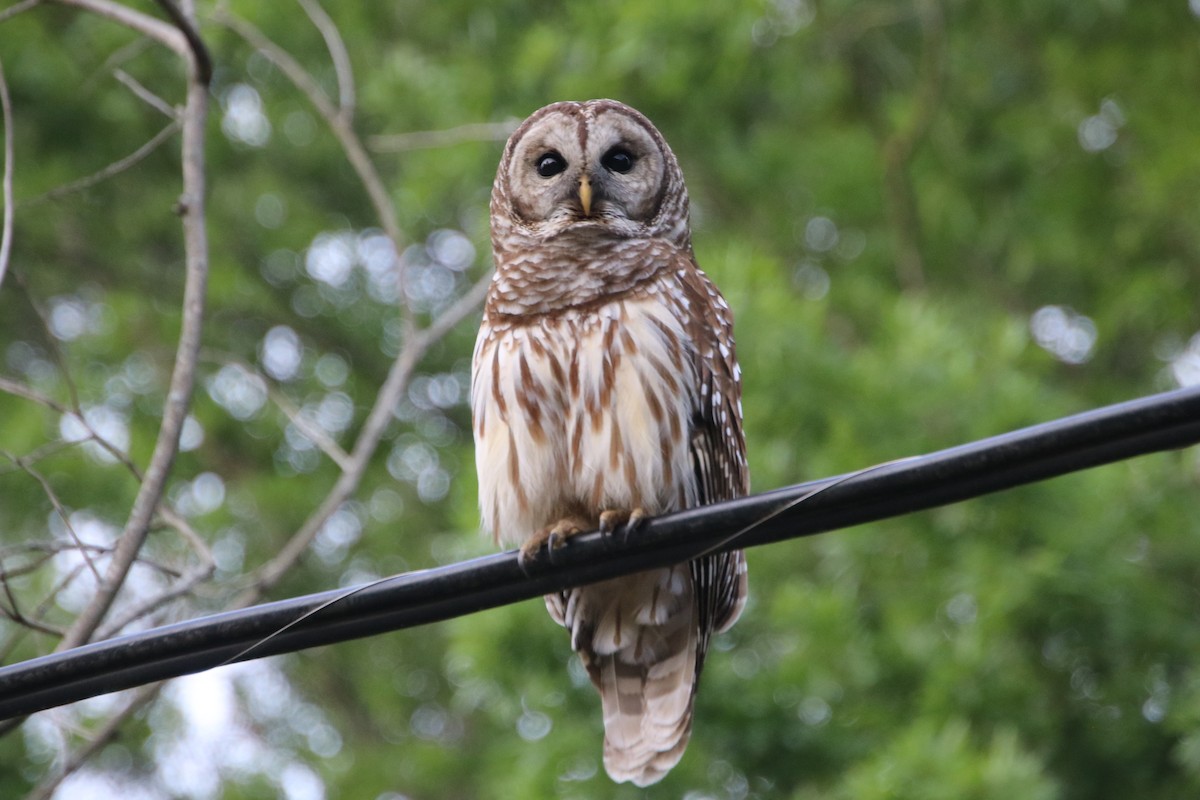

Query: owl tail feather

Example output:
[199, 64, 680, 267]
[553, 567, 697, 787]
[596, 619, 698, 787]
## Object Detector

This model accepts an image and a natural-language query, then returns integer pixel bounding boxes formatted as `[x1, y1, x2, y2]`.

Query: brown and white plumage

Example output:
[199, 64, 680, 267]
[472, 100, 748, 786]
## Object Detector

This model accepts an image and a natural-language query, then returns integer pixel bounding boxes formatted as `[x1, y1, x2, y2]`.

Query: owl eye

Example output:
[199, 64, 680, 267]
[601, 147, 636, 174]
[535, 152, 567, 178]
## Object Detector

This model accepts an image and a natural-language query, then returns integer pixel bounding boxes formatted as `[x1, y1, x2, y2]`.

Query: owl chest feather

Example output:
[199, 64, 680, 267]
[473, 290, 698, 546]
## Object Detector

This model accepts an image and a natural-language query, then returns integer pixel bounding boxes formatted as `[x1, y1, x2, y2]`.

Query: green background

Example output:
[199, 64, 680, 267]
[1, 1, 1199, 798]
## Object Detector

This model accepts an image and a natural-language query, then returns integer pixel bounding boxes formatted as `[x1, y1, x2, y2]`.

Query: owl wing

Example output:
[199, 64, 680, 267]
[679, 257, 750, 655]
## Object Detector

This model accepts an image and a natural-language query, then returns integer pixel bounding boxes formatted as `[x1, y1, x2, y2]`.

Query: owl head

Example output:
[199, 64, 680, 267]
[491, 100, 691, 250]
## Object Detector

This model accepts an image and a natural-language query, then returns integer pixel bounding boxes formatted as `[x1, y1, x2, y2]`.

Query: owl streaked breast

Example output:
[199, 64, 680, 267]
[473, 277, 699, 548]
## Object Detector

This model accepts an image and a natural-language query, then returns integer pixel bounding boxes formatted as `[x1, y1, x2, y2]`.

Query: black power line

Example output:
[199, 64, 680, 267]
[1, 385, 1198, 720]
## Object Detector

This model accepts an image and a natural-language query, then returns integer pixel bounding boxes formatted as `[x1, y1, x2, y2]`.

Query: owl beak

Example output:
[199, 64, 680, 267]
[578, 173, 593, 217]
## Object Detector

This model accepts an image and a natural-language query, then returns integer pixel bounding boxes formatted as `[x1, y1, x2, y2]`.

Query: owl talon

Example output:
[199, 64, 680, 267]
[517, 538, 544, 574]
[518, 516, 590, 573]
[625, 508, 649, 537]
[599, 508, 648, 545]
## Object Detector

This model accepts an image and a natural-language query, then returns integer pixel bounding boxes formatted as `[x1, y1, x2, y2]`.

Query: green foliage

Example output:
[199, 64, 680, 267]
[1, 0, 1198, 798]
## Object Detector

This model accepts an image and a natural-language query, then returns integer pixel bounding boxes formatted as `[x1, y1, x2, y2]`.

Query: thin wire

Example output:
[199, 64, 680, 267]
[691, 455, 923, 561]
[215, 568, 435, 666]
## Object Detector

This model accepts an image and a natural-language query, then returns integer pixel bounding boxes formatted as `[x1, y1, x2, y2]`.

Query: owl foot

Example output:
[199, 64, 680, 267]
[518, 515, 591, 572]
[598, 507, 648, 545]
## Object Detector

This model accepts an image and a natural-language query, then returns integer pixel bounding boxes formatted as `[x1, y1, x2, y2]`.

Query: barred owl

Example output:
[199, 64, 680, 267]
[472, 99, 748, 786]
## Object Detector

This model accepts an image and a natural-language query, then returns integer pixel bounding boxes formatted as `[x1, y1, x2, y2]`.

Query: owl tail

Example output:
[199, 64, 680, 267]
[596, 613, 698, 786]
[552, 566, 701, 787]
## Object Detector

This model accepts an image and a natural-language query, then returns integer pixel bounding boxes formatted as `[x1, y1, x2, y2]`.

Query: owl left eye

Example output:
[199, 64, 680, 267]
[601, 147, 636, 174]
[536, 152, 567, 177]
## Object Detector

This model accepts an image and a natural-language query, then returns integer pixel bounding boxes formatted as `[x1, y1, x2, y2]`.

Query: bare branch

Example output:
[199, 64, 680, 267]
[158, 506, 214, 570]
[152, 0, 212, 85]
[271, 386, 354, 471]
[113, 68, 178, 119]
[56, 4, 211, 652]
[92, 504, 217, 637]
[215, 9, 336, 114]
[0, 439, 78, 473]
[216, 9, 406, 276]
[0, 374, 144, 482]
[369, 120, 519, 153]
[0, 375, 70, 414]
[0, 449, 104, 583]
[52, 0, 189, 59]
[0, 561, 64, 637]
[27, 559, 87, 635]
[0, 56, 13, 293]
[235, 347, 425, 603]
[879, 0, 944, 291]
[423, 270, 491, 341]
[297, 0, 355, 120]
[96, 562, 213, 639]
[94, 506, 220, 640]
[1, 541, 181, 577]
[203, 352, 353, 469]
[235, 271, 490, 605]
[91, 36, 154, 93]
[6, 271, 83, 410]
[206, 9, 494, 607]
[0, 595, 63, 637]
[21, 120, 181, 207]
[0, 548, 56, 581]
[26, 684, 163, 800]
[0, 0, 42, 24]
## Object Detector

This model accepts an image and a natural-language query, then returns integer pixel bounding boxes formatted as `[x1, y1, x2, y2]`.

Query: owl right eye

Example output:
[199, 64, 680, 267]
[535, 152, 567, 178]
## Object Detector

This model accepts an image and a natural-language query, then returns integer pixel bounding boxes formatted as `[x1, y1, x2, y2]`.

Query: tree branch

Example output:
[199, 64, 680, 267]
[0, 0, 43, 24]
[113, 68, 178, 119]
[369, 120, 518, 152]
[296, 0, 355, 121]
[92, 503, 215, 640]
[0, 449, 104, 584]
[233, 275, 490, 605]
[53, 0, 189, 59]
[209, 8, 496, 604]
[215, 9, 406, 278]
[0, 375, 71, 413]
[151, 0, 211, 85]
[21, 120, 181, 206]
[272, 386, 354, 471]
[25, 684, 162, 800]
[56, 2, 210, 653]
[0, 56, 14, 294]
[879, 0, 944, 291]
